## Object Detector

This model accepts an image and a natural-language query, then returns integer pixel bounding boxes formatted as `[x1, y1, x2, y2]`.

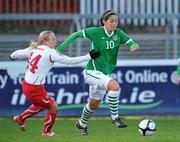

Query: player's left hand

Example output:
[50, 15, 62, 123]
[89, 50, 100, 59]
[175, 75, 180, 85]
[130, 43, 139, 52]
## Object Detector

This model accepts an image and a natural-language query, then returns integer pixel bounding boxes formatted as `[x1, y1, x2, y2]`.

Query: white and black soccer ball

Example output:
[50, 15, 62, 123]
[138, 119, 156, 136]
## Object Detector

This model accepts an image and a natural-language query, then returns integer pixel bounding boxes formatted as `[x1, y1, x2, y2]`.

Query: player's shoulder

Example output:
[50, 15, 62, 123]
[49, 48, 65, 57]
[83, 27, 101, 37]
[115, 28, 124, 33]
[49, 48, 57, 54]
[24, 46, 33, 51]
[115, 28, 127, 35]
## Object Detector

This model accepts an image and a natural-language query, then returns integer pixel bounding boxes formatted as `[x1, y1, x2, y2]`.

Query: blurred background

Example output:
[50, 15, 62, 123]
[1, 2, 180, 141]
[0, 0, 179, 60]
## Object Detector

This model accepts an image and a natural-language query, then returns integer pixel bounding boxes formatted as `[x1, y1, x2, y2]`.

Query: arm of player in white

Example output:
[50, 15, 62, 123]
[51, 50, 91, 65]
[10, 47, 31, 59]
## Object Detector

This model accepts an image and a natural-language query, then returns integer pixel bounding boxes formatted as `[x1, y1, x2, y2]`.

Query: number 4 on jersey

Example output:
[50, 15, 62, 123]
[29, 53, 41, 73]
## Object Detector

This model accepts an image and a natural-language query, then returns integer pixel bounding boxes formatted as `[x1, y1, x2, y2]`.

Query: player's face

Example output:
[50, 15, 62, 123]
[103, 15, 118, 34]
[48, 34, 57, 49]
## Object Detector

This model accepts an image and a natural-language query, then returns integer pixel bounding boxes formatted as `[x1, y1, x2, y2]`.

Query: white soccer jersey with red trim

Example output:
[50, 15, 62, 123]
[11, 45, 90, 85]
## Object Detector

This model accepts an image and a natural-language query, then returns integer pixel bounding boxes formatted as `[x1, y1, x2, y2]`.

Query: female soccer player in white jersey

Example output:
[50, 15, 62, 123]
[57, 10, 139, 135]
[10, 30, 100, 136]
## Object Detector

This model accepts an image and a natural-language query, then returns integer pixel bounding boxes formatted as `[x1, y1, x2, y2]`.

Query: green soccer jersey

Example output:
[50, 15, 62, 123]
[58, 26, 139, 75]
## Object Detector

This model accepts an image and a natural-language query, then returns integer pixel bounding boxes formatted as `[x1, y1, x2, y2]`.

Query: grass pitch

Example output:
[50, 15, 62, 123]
[0, 116, 179, 142]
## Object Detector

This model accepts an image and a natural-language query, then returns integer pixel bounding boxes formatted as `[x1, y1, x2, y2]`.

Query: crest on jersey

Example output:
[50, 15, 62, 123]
[112, 35, 118, 41]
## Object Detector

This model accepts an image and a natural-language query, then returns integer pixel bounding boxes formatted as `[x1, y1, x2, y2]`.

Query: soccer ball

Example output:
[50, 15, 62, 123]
[138, 119, 156, 136]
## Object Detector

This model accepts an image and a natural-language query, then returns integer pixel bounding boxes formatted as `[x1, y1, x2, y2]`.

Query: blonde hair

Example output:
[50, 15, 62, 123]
[29, 40, 38, 48]
[29, 30, 55, 48]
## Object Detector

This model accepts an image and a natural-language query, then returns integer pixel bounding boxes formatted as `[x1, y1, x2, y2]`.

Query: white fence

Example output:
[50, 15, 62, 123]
[80, 0, 180, 27]
[80, 0, 180, 58]
[0, 0, 180, 59]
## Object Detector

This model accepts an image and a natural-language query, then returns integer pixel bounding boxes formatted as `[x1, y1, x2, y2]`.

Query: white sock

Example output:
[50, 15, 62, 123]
[108, 90, 120, 121]
[111, 114, 119, 120]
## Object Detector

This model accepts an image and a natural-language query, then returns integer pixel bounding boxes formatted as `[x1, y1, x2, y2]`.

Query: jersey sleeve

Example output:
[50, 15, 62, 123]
[118, 29, 139, 48]
[57, 30, 84, 52]
[50, 49, 91, 65]
[83, 27, 97, 40]
[10, 47, 31, 59]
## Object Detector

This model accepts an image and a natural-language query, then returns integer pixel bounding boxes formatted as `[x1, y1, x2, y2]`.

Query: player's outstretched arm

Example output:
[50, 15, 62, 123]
[9, 47, 30, 60]
[57, 31, 83, 52]
[53, 49, 100, 65]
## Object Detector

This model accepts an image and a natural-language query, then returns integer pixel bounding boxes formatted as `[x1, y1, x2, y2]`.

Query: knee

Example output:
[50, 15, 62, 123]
[89, 99, 100, 110]
[107, 80, 120, 91]
[49, 103, 58, 113]
[114, 83, 120, 91]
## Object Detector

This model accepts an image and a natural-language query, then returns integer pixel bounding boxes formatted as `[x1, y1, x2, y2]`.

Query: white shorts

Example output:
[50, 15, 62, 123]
[83, 70, 112, 100]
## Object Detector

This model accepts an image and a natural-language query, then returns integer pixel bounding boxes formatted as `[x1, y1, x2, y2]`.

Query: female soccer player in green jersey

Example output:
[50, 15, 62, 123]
[57, 9, 139, 135]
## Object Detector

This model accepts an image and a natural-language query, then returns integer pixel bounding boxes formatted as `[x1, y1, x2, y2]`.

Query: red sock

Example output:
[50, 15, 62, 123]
[19, 104, 43, 122]
[43, 111, 57, 133]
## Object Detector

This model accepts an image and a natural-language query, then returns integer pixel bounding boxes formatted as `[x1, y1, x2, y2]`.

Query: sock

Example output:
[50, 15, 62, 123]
[19, 104, 43, 122]
[79, 104, 94, 128]
[107, 90, 120, 120]
[43, 111, 57, 133]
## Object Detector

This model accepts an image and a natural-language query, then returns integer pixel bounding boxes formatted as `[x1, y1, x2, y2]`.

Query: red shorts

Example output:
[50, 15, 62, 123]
[22, 80, 55, 109]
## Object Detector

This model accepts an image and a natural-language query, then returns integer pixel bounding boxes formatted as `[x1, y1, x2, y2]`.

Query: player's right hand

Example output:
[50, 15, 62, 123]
[9, 55, 14, 61]
[89, 50, 100, 59]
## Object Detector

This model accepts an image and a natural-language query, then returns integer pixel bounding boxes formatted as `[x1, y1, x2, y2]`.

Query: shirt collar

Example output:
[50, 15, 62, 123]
[103, 26, 114, 37]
